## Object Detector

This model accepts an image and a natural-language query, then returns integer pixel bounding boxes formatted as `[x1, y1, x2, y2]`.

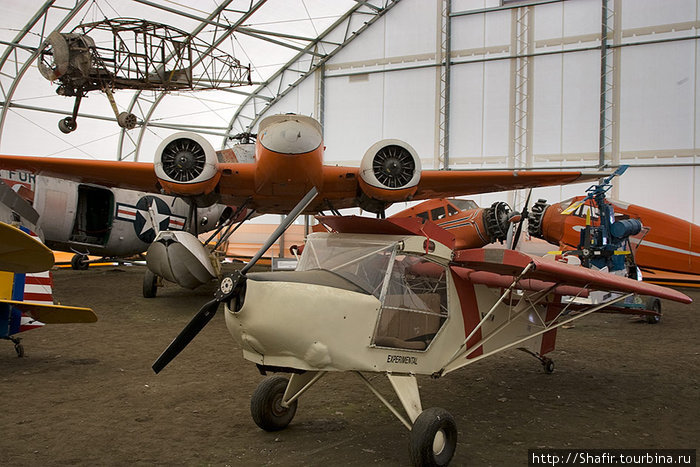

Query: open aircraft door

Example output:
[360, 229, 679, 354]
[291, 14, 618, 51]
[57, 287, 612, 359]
[69, 185, 114, 246]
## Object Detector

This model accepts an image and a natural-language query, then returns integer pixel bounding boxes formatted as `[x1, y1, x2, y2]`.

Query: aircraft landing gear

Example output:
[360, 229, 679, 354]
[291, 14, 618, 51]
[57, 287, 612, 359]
[518, 347, 555, 374]
[10, 336, 24, 357]
[58, 116, 77, 134]
[70, 253, 89, 270]
[251, 375, 298, 431]
[409, 407, 458, 467]
[143, 269, 159, 298]
[645, 298, 662, 324]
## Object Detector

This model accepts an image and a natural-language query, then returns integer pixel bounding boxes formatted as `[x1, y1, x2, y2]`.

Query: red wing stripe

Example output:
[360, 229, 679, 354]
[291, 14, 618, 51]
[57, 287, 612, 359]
[453, 248, 692, 304]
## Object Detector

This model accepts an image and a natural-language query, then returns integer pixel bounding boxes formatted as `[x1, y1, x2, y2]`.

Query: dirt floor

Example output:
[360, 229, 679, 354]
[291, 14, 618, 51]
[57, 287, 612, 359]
[0, 265, 698, 466]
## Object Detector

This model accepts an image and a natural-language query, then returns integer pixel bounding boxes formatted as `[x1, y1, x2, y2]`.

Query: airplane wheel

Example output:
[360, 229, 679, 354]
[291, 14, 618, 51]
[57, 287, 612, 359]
[58, 117, 77, 134]
[251, 375, 297, 432]
[143, 269, 158, 298]
[70, 254, 89, 270]
[543, 359, 555, 374]
[645, 299, 661, 324]
[409, 407, 457, 467]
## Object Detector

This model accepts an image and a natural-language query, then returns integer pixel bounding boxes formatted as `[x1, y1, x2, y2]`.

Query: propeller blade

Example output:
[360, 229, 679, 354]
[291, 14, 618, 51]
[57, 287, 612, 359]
[511, 188, 532, 250]
[241, 186, 318, 274]
[152, 187, 318, 374]
[152, 298, 221, 374]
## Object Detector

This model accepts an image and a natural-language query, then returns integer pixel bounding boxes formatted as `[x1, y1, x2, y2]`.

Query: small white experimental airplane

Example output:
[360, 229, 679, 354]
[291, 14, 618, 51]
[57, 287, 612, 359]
[152, 194, 691, 466]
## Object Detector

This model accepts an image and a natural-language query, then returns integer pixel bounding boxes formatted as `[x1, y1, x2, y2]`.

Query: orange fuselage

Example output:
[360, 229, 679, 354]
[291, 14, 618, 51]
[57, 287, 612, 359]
[540, 197, 700, 277]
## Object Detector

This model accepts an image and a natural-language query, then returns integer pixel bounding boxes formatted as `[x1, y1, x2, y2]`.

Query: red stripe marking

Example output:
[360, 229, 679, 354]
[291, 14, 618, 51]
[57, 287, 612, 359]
[540, 295, 561, 355]
[23, 293, 53, 302]
[25, 277, 53, 286]
[450, 268, 483, 359]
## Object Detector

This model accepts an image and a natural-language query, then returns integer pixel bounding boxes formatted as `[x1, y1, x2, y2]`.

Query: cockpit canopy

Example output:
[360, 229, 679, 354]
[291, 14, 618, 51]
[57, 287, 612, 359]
[298, 233, 449, 351]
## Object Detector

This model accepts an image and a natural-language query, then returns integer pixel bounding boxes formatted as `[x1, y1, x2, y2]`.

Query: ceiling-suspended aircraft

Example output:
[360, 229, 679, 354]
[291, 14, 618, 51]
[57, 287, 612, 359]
[151, 208, 691, 466]
[0, 114, 607, 293]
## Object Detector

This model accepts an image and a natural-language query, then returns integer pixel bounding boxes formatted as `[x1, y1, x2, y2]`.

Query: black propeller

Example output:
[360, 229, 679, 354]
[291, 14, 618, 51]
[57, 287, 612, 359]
[152, 187, 319, 374]
[510, 188, 532, 251]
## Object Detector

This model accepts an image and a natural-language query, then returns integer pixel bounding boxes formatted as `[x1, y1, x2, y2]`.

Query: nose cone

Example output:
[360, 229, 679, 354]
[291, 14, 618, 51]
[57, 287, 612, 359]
[258, 114, 322, 155]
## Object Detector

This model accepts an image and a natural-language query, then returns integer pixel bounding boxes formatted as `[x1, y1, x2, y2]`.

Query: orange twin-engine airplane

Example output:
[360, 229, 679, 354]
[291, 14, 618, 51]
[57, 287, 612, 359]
[0, 114, 606, 218]
[528, 196, 700, 287]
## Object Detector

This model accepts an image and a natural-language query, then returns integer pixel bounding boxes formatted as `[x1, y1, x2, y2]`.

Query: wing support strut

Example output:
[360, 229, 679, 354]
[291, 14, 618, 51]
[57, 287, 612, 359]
[440, 291, 633, 376]
[444, 262, 534, 367]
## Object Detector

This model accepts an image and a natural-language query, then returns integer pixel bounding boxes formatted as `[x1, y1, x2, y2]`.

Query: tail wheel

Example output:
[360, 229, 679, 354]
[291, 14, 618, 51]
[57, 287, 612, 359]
[251, 375, 297, 431]
[409, 407, 457, 467]
[645, 298, 661, 324]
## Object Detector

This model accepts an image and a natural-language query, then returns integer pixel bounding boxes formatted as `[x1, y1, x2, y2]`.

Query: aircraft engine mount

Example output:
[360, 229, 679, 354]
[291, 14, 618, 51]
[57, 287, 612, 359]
[154, 132, 221, 204]
[358, 139, 421, 213]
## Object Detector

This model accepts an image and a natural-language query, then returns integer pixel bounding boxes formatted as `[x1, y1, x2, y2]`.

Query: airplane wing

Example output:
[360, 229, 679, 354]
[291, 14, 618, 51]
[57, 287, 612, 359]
[0, 155, 158, 192]
[453, 248, 692, 304]
[0, 222, 54, 273]
[0, 299, 97, 323]
[0, 154, 606, 213]
[412, 170, 607, 200]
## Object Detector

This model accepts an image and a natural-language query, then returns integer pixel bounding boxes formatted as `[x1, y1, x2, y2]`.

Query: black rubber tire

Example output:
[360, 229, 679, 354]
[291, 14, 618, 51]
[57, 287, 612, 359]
[143, 269, 158, 298]
[409, 407, 457, 467]
[58, 117, 77, 134]
[70, 254, 89, 271]
[250, 375, 297, 432]
[646, 299, 661, 324]
[543, 359, 555, 374]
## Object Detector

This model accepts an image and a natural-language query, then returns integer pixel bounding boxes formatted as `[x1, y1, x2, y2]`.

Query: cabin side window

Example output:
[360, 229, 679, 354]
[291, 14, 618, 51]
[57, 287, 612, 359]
[372, 255, 448, 351]
[431, 206, 447, 221]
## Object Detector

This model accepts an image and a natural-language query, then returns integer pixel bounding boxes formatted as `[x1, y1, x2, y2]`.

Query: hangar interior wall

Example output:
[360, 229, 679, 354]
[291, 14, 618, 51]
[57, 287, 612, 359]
[261, 0, 700, 223]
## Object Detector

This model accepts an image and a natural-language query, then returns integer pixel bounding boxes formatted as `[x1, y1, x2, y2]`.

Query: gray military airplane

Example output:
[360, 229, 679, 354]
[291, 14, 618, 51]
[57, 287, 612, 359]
[0, 170, 228, 293]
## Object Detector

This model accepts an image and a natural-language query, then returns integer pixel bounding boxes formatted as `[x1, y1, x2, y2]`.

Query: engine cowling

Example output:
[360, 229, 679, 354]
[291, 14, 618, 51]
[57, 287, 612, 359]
[154, 132, 221, 203]
[358, 139, 421, 212]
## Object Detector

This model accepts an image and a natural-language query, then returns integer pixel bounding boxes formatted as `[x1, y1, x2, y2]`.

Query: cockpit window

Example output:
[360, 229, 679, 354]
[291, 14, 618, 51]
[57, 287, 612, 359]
[449, 199, 478, 211]
[373, 255, 448, 352]
[297, 235, 397, 297]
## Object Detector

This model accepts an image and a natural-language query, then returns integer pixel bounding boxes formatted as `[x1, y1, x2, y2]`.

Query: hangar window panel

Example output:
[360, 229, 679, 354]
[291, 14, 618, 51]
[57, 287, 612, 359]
[373, 255, 449, 352]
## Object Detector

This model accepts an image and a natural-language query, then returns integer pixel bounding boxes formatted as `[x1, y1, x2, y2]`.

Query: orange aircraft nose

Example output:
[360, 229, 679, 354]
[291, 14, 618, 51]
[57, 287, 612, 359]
[259, 115, 323, 155]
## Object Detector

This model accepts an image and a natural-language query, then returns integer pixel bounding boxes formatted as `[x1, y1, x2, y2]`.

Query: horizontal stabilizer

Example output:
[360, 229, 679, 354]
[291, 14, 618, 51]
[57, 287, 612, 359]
[0, 299, 96, 323]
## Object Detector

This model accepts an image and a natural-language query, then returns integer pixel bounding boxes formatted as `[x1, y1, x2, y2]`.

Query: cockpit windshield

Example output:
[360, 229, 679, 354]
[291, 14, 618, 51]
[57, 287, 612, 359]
[297, 235, 398, 297]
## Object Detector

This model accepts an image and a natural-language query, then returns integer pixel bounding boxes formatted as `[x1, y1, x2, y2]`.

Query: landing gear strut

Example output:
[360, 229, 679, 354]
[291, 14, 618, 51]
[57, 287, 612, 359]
[143, 269, 160, 298]
[519, 347, 555, 373]
[10, 336, 24, 357]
